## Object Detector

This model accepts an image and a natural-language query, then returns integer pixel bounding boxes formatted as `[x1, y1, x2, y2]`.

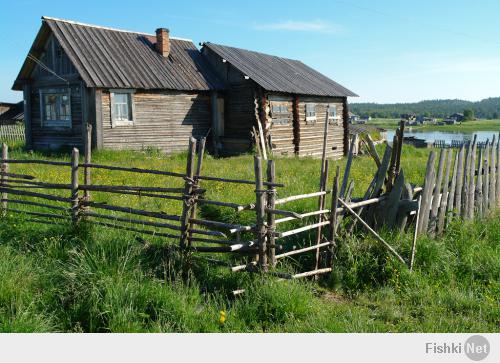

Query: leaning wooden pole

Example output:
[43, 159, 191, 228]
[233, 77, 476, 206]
[188, 138, 206, 246]
[315, 159, 329, 270]
[179, 137, 196, 250]
[266, 159, 276, 266]
[410, 196, 422, 271]
[254, 155, 268, 270]
[327, 166, 340, 268]
[83, 124, 92, 204]
[70, 148, 80, 224]
[1, 143, 8, 216]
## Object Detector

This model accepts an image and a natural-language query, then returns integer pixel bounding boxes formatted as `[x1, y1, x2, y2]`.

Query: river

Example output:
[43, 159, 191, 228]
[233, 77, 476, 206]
[386, 129, 499, 145]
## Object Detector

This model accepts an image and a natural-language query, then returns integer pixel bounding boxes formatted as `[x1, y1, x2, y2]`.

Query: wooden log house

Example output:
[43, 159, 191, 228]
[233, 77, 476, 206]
[13, 17, 357, 157]
[201, 43, 357, 157]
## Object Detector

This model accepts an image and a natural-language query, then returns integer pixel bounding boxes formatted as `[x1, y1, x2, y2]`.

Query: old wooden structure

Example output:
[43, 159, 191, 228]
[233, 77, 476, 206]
[13, 17, 357, 157]
[201, 43, 357, 157]
[12, 17, 224, 152]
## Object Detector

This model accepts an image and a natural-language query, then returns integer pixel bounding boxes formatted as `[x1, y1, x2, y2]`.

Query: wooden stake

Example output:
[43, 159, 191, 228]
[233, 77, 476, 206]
[437, 149, 453, 234]
[417, 151, 436, 235]
[340, 134, 356, 198]
[179, 137, 196, 249]
[254, 155, 267, 270]
[476, 148, 484, 217]
[483, 143, 490, 215]
[84, 123, 92, 203]
[188, 138, 206, 245]
[429, 149, 446, 233]
[489, 135, 496, 210]
[467, 137, 477, 219]
[1, 143, 8, 216]
[455, 145, 465, 216]
[266, 159, 276, 266]
[410, 196, 422, 271]
[315, 159, 329, 270]
[327, 166, 340, 268]
[70, 148, 79, 224]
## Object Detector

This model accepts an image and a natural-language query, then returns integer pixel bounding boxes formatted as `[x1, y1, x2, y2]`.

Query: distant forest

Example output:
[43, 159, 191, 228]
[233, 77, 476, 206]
[350, 97, 500, 119]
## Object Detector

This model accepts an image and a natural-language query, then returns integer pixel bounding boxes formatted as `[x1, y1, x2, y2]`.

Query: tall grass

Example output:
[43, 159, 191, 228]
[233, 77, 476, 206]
[0, 145, 498, 332]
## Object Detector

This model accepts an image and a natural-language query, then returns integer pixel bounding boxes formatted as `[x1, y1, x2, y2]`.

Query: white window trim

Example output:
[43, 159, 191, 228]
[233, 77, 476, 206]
[328, 105, 341, 125]
[39, 87, 72, 129]
[305, 103, 317, 124]
[110, 89, 135, 127]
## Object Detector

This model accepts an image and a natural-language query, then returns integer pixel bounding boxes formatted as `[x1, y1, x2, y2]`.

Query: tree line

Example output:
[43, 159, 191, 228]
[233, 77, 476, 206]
[350, 97, 500, 119]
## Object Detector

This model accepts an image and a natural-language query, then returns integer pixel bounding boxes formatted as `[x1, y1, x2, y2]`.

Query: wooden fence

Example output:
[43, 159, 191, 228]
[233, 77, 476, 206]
[0, 123, 25, 143]
[0, 124, 498, 282]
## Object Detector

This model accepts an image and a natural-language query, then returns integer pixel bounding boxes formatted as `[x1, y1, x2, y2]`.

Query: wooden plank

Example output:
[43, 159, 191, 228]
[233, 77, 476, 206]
[438, 149, 453, 234]
[429, 149, 446, 233]
[461, 144, 472, 218]
[476, 148, 484, 217]
[417, 151, 436, 235]
[467, 138, 477, 219]
[455, 145, 465, 216]
[410, 196, 422, 271]
[397, 182, 413, 232]
[483, 143, 490, 215]
[254, 155, 267, 269]
[385, 169, 405, 227]
[1, 143, 7, 216]
[446, 151, 459, 220]
[365, 134, 381, 167]
[489, 135, 496, 210]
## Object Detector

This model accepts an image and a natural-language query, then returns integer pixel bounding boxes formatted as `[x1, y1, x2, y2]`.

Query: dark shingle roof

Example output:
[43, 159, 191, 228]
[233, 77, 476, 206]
[13, 17, 224, 91]
[203, 42, 357, 97]
[0, 101, 24, 122]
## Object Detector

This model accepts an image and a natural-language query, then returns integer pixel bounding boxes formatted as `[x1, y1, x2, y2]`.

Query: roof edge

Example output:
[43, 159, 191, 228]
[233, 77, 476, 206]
[41, 16, 193, 42]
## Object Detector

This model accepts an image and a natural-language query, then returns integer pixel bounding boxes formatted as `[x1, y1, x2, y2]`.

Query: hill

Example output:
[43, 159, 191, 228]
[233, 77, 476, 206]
[350, 97, 500, 119]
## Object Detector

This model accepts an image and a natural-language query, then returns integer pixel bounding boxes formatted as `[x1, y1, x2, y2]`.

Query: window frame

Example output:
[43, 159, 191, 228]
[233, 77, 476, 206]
[39, 87, 72, 129]
[270, 102, 290, 126]
[110, 89, 135, 127]
[328, 104, 341, 125]
[305, 103, 317, 124]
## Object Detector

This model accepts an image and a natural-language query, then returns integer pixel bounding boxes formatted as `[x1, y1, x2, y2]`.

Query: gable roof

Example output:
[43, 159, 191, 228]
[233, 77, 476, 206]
[203, 42, 357, 97]
[13, 17, 224, 91]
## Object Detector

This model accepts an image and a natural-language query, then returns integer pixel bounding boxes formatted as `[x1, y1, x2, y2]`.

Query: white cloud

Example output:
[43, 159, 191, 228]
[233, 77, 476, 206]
[253, 20, 343, 34]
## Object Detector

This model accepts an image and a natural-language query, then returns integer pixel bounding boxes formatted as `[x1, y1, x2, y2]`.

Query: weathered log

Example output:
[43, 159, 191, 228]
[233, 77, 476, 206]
[437, 150, 453, 234]
[81, 201, 180, 221]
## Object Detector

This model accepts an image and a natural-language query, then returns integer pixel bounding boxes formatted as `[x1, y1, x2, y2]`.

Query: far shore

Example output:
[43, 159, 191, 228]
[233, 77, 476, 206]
[363, 118, 500, 132]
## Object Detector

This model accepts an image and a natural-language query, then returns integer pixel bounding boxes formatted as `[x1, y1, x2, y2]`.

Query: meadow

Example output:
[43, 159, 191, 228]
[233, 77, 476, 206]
[0, 143, 498, 332]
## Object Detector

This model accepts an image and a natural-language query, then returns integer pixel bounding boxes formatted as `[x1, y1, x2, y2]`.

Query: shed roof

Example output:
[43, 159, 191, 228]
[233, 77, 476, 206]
[13, 17, 224, 91]
[0, 101, 24, 122]
[203, 42, 357, 97]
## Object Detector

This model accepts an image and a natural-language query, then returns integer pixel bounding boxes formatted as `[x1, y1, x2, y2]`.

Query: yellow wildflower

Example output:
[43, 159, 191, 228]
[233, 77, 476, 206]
[219, 310, 226, 325]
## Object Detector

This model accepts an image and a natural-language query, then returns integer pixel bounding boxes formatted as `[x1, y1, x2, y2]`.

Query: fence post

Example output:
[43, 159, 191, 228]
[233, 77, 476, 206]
[188, 138, 206, 246]
[315, 159, 329, 270]
[84, 123, 92, 204]
[70, 148, 80, 224]
[327, 165, 340, 268]
[1, 143, 8, 216]
[254, 155, 267, 270]
[179, 137, 196, 250]
[266, 159, 276, 267]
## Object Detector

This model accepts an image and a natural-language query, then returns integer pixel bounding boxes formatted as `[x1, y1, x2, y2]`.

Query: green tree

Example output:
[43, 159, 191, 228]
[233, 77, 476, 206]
[463, 109, 474, 121]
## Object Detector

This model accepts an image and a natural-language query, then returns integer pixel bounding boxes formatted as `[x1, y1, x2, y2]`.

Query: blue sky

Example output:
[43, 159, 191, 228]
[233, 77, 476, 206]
[1, 0, 499, 103]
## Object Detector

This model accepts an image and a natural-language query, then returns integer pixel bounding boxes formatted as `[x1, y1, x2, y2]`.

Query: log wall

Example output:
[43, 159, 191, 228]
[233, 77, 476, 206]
[101, 90, 211, 153]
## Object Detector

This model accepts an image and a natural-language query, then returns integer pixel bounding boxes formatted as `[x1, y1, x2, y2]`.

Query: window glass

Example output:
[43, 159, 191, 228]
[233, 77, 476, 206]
[41, 89, 71, 128]
[112, 92, 133, 124]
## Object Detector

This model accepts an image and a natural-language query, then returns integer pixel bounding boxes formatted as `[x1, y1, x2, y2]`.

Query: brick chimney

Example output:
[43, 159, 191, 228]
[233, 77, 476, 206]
[155, 28, 170, 57]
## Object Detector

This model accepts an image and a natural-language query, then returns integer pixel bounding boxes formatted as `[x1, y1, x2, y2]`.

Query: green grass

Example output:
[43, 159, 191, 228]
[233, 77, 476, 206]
[366, 118, 500, 132]
[0, 144, 498, 332]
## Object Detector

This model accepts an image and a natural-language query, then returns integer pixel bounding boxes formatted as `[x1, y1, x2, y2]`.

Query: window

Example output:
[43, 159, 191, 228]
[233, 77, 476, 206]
[40, 88, 71, 128]
[110, 91, 134, 126]
[328, 105, 341, 125]
[305, 103, 316, 124]
[271, 103, 290, 126]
